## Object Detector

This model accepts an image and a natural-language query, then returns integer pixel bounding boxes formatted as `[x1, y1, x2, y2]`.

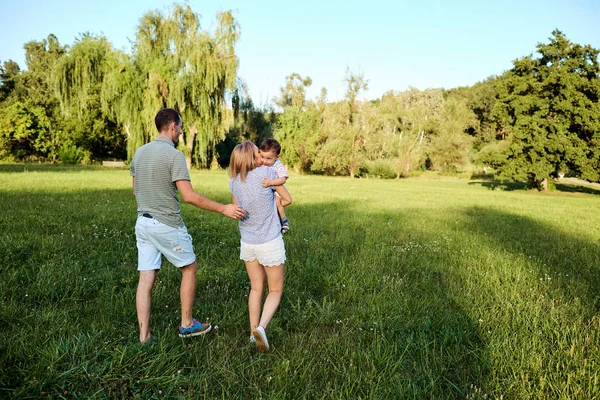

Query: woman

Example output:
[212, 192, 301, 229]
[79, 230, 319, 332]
[229, 141, 292, 352]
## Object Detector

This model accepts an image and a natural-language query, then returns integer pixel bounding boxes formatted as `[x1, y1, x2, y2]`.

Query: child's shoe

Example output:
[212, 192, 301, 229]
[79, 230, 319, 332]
[281, 217, 289, 234]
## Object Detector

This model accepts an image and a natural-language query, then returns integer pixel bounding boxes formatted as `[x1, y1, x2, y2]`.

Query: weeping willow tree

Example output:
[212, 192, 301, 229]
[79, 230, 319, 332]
[133, 4, 240, 168]
[52, 34, 127, 161]
[53, 4, 239, 165]
[101, 51, 145, 160]
[53, 34, 112, 118]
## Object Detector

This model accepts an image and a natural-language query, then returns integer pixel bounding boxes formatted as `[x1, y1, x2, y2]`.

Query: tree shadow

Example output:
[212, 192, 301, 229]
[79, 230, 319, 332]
[469, 178, 600, 196]
[0, 187, 488, 398]
[0, 164, 109, 173]
[554, 182, 600, 196]
[277, 201, 488, 398]
[468, 180, 527, 191]
[459, 206, 600, 310]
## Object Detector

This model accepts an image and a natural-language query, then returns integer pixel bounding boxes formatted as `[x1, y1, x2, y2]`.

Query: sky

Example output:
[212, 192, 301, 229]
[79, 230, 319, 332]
[1, 0, 599, 105]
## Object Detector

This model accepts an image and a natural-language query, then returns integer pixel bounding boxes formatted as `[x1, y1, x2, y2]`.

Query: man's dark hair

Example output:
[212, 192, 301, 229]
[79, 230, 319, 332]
[155, 108, 182, 132]
[259, 138, 281, 155]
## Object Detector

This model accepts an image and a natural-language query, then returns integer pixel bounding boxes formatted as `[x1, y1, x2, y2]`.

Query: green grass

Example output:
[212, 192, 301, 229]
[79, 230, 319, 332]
[1, 164, 599, 399]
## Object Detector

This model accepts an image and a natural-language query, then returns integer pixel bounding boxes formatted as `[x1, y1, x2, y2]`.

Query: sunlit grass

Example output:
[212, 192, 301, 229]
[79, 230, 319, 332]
[1, 165, 599, 398]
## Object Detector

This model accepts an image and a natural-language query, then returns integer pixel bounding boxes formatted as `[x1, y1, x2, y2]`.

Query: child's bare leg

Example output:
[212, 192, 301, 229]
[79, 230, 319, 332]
[275, 194, 286, 220]
[275, 194, 289, 233]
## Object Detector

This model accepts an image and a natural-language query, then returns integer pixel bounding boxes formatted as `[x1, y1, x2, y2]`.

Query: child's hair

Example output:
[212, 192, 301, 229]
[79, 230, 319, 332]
[259, 138, 281, 155]
[229, 141, 259, 182]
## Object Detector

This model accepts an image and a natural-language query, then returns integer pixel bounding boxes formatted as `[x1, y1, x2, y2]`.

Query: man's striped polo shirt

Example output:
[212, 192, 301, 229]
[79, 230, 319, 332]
[130, 135, 190, 228]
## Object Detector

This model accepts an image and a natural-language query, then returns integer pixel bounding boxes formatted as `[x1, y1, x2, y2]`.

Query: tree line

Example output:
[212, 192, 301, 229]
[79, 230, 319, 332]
[1, 3, 598, 190]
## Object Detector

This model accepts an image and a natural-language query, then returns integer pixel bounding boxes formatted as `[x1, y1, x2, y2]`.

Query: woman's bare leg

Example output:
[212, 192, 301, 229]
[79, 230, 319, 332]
[258, 264, 284, 330]
[245, 259, 265, 332]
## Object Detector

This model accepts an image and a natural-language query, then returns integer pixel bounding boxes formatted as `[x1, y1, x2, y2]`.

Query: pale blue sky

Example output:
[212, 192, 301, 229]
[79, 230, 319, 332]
[1, 0, 599, 105]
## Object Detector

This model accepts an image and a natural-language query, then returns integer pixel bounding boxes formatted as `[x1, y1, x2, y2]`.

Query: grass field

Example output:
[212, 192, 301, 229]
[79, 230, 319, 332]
[1, 164, 599, 399]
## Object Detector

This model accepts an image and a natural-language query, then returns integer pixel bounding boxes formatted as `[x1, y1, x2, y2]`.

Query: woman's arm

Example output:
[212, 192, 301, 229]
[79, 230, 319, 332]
[274, 185, 292, 207]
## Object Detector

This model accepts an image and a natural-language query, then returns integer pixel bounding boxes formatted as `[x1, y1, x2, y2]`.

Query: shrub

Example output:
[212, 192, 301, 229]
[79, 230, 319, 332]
[58, 144, 84, 164]
[367, 159, 397, 179]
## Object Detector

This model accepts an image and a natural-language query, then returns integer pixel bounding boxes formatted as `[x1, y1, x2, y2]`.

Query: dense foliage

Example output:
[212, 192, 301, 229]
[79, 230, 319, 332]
[1, 15, 598, 188]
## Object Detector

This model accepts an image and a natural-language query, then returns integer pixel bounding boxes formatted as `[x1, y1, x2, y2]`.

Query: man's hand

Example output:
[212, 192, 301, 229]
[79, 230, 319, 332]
[221, 204, 246, 219]
[261, 178, 271, 188]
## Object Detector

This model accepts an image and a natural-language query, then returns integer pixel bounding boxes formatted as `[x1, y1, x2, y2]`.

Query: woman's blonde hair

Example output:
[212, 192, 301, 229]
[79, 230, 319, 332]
[229, 141, 259, 182]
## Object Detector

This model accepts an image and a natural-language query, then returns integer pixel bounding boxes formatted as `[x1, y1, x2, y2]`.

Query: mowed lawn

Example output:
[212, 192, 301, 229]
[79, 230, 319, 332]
[1, 164, 599, 399]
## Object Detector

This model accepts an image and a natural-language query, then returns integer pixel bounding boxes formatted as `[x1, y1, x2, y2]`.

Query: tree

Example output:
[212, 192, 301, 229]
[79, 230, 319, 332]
[425, 95, 476, 172]
[128, 4, 240, 168]
[393, 88, 443, 176]
[274, 73, 317, 172]
[218, 79, 273, 167]
[311, 69, 369, 178]
[53, 34, 125, 161]
[101, 49, 145, 160]
[273, 73, 312, 110]
[0, 101, 50, 159]
[0, 60, 22, 102]
[7, 34, 67, 161]
[491, 30, 600, 190]
[50, 5, 240, 166]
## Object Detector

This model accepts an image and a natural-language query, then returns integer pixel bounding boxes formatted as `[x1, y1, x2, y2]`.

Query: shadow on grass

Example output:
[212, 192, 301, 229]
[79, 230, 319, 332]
[468, 180, 527, 191]
[278, 201, 488, 397]
[469, 176, 600, 196]
[460, 206, 600, 311]
[0, 163, 112, 173]
[554, 182, 600, 196]
[0, 186, 488, 398]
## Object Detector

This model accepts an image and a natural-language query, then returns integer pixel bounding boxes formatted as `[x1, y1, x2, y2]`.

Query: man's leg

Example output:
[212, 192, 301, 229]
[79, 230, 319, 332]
[180, 261, 197, 328]
[137, 270, 157, 343]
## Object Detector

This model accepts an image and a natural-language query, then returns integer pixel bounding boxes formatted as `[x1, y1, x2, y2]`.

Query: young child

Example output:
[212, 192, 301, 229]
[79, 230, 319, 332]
[259, 138, 290, 233]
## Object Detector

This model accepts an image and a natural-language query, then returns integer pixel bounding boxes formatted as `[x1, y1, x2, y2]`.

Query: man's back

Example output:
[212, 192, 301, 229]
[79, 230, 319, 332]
[130, 136, 190, 228]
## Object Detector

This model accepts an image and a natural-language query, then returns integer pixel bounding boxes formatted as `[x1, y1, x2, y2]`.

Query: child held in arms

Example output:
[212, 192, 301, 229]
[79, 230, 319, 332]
[259, 138, 291, 233]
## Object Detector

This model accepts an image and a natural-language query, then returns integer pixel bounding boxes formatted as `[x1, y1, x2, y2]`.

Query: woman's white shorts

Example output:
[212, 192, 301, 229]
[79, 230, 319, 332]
[240, 235, 286, 267]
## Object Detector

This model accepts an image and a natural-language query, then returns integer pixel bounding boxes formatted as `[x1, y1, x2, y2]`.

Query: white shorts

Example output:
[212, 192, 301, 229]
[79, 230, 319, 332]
[135, 215, 196, 271]
[240, 235, 286, 267]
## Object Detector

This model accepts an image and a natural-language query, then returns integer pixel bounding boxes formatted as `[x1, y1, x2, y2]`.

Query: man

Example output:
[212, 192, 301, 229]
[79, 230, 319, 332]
[130, 108, 245, 344]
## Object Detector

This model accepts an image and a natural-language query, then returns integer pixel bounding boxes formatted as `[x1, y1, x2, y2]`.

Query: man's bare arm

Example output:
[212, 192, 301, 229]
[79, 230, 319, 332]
[176, 180, 245, 219]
